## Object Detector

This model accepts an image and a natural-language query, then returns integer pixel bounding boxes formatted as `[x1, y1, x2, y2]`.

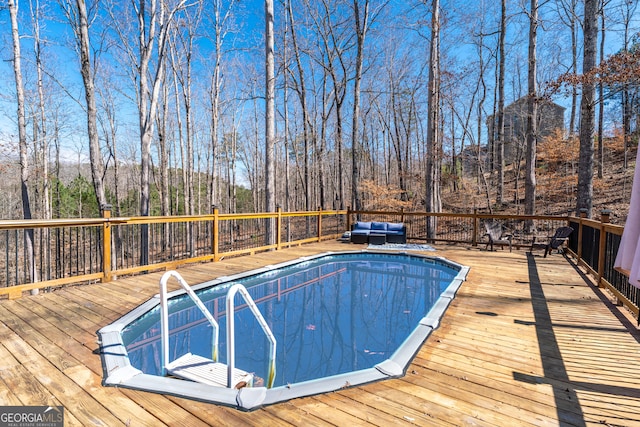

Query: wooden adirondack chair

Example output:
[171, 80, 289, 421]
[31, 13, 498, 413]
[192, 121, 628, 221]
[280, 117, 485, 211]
[483, 221, 512, 252]
[530, 226, 573, 257]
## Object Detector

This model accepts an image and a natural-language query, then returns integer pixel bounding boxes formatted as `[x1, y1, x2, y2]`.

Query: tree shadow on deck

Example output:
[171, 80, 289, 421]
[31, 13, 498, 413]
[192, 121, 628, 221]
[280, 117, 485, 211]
[516, 253, 640, 426]
[518, 252, 586, 426]
[564, 256, 640, 344]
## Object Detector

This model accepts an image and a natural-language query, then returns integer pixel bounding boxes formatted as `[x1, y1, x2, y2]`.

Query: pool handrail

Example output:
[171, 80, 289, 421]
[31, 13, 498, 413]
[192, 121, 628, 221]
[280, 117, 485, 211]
[159, 271, 220, 375]
[226, 283, 277, 389]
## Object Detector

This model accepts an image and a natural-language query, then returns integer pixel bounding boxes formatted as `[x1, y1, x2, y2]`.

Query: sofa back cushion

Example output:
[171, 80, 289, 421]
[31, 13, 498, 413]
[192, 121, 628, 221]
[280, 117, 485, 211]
[386, 222, 405, 232]
[371, 222, 388, 231]
[353, 221, 372, 230]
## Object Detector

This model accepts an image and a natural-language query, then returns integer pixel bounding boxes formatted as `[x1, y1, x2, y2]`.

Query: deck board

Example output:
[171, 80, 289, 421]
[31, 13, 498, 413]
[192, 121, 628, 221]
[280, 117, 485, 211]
[1, 241, 640, 426]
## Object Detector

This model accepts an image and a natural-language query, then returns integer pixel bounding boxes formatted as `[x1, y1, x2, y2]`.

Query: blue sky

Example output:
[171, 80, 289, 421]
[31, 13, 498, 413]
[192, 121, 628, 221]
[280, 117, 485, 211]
[0, 0, 638, 170]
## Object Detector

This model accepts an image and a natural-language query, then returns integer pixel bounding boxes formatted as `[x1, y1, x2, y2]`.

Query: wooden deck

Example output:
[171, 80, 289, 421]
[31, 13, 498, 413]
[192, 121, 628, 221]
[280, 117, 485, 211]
[1, 241, 640, 426]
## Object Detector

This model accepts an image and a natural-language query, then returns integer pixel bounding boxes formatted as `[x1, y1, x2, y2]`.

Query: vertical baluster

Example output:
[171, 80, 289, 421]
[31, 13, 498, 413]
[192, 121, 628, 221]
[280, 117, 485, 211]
[169, 222, 176, 259]
[5, 231, 9, 286]
[76, 227, 80, 276]
[149, 222, 154, 263]
[89, 226, 94, 274]
[15, 230, 21, 285]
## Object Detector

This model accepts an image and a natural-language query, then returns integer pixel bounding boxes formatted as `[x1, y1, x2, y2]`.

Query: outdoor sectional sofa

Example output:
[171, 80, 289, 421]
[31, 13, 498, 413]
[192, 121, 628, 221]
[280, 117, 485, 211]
[350, 221, 407, 245]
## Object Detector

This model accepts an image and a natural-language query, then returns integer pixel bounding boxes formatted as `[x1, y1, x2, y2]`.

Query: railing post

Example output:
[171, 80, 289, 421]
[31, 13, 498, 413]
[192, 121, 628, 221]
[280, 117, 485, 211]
[577, 208, 588, 262]
[598, 209, 611, 288]
[317, 207, 322, 242]
[212, 206, 220, 261]
[472, 209, 478, 247]
[101, 204, 112, 283]
[277, 206, 282, 250]
[346, 207, 352, 232]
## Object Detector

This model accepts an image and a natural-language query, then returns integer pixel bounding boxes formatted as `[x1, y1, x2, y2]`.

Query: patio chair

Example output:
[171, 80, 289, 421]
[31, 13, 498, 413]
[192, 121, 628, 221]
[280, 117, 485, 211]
[530, 226, 573, 257]
[483, 220, 512, 252]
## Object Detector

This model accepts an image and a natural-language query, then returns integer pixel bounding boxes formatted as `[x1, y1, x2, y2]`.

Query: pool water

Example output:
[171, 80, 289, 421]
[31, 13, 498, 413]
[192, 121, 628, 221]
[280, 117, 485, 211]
[122, 252, 459, 388]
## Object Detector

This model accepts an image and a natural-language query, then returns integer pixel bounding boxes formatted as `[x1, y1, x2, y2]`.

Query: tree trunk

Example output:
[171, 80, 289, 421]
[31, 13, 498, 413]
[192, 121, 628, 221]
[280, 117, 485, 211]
[597, 9, 605, 179]
[283, 11, 292, 234]
[425, 0, 441, 239]
[75, 0, 108, 209]
[286, 0, 311, 212]
[576, 0, 598, 217]
[134, 0, 185, 263]
[558, 0, 579, 135]
[524, 0, 538, 223]
[157, 82, 170, 251]
[265, 0, 276, 244]
[351, 0, 370, 212]
[32, 3, 50, 219]
[9, 0, 37, 291]
[496, 0, 506, 206]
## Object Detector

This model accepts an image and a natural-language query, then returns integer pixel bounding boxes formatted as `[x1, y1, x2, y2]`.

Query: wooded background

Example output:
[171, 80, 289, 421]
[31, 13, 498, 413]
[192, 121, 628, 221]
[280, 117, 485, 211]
[1, 0, 639, 224]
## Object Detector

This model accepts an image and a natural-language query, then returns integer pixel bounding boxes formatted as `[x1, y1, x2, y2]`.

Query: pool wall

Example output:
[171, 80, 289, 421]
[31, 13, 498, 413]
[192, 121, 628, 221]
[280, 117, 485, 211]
[97, 250, 469, 411]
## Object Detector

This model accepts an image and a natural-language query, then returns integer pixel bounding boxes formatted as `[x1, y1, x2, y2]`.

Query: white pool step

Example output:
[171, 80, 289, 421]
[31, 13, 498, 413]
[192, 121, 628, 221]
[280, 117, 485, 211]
[166, 353, 253, 389]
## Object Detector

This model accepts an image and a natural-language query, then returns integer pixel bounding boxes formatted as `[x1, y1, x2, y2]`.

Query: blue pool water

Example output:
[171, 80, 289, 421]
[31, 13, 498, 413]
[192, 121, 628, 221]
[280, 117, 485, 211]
[121, 252, 459, 388]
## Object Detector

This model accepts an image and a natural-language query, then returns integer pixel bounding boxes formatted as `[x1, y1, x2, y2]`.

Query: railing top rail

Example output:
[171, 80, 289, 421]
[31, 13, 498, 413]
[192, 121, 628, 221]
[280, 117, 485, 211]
[0, 210, 577, 230]
[0, 218, 111, 230]
[603, 223, 624, 235]
[218, 212, 277, 220]
[281, 210, 347, 218]
[350, 210, 572, 222]
[567, 217, 624, 235]
[569, 216, 608, 226]
[474, 214, 571, 221]
[114, 215, 210, 224]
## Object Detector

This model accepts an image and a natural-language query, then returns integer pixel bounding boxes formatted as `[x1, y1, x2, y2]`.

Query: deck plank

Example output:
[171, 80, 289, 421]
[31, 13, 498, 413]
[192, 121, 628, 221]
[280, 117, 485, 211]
[1, 242, 640, 426]
[310, 391, 417, 426]
[334, 386, 460, 427]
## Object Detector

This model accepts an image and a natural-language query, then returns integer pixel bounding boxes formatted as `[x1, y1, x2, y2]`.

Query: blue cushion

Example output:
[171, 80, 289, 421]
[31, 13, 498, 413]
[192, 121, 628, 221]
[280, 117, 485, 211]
[353, 221, 371, 230]
[387, 222, 404, 232]
[385, 230, 404, 235]
[371, 222, 387, 231]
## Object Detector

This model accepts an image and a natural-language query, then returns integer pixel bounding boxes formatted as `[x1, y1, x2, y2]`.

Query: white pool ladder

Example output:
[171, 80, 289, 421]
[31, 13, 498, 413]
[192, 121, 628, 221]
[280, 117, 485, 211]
[159, 271, 277, 389]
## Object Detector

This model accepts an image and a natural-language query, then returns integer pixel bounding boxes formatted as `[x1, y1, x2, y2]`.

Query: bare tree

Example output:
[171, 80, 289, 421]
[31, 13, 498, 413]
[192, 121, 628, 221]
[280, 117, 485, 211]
[106, 0, 188, 262]
[555, 0, 579, 135]
[286, 0, 312, 212]
[351, 0, 376, 212]
[496, 0, 506, 205]
[170, 3, 202, 218]
[618, 0, 638, 169]
[60, 0, 108, 210]
[597, 3, 605, 179]
[281, 3, 292, 215]
[577, 0, 598, 217]
[309, 0, 349, 209]
[205, 0, 237, 210]
[524, 0, 538, 221]
[265, 0, 276, 244]
[425, 0, 441, 238]
[9, 0, 37, 290]
[30, 0, 50, 219]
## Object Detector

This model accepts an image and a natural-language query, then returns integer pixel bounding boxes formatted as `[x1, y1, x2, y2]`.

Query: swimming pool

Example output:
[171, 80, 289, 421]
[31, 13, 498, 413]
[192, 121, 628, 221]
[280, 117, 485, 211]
[98, 250, 469, 411]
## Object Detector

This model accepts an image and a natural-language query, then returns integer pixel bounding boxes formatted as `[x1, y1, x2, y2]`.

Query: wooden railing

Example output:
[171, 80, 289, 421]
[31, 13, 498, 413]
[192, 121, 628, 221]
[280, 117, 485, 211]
[566, 210, 637, 319]
[0, 207, 347, 299]
[349, 210, 570, 249]
[0, 207, 634, 321]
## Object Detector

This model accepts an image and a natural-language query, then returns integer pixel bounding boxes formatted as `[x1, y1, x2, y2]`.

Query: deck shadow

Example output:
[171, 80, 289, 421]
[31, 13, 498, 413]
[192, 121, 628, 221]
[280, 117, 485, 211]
[564, 254, 640, 343]
[522, 252, 586, 427]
